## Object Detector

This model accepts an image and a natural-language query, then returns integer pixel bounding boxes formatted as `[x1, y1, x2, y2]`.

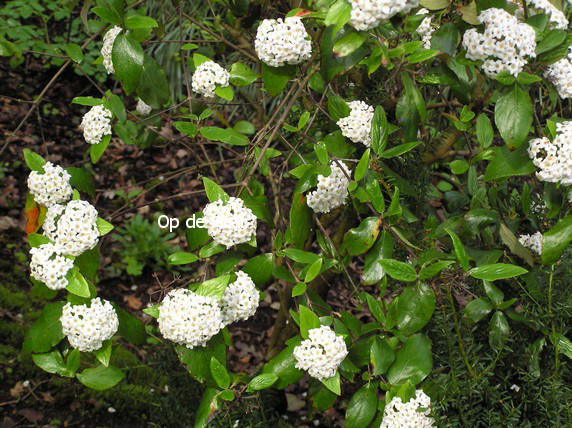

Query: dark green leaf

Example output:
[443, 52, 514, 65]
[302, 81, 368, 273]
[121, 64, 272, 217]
[77, 364, 124, 390]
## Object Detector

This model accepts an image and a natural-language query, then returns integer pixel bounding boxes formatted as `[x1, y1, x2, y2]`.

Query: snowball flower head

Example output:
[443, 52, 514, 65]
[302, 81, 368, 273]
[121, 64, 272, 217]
[526, 0, 568, 30]
[380, 389, 435, 428]
[528, 121, 572, 185]
[254, 17, 312, 67]
[518, 231, 544, 255]
[545, 48, 572, 99]
[43, 200, 100, 257]
[191, 60, 231, 98]
[81, 105, 112, 145]
[293, 326, 348, 380]
[30, 243, 74, 290]
[27, 162, 73, 207]
[101, 26, 122, 74]
[220, 271, 259, 325]
[337, 100, 374, 146]
[60, 298, 119, 352]
[416, 9, 435, 49]
[202, 197, 257, 248]
[462, 8, 536, 77]
[349, 0, 419, 31]
[136, 99, 153, 115]
[307, 161, 350, 213]
[158, 288, 224, 348]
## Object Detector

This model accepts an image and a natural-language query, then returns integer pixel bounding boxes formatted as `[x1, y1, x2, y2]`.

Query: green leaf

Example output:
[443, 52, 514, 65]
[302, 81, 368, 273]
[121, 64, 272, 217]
[370, 337, 395, 375]
[32, 350, 67, 374]
[174, 121, 199, 137]
[407, 49, 440, 64]
[401, 72, 426, 122]
[187, 213, 209, 251]
[202, 177, 230, 203]
[354, 149, 370, 182]
[343, 217, 381, 256]
[77, 364, 125, 390]
[106, 94, 126, 123]
[305, 258, 323, 282]
[113, 305, 145, 344]
[378, 259, 417, 282]
[346, 384, 377, 428]
[483, 145, 535, 181]
[325, 0, 351, 33]
[28, 233, 51, 248]
[299, 305, 321, 339]
[66, 167, 95, 197]
[450, 160, 469, 175]
[262, 63, 294, 96]
[446, 228, 469, 271]
[194, 388, 218, 428]
[420, 0, 451, 9]
[210, 357, 230, 389]
[178, 332, 227, 386]
[168, 252, 199, 265]
[261, 339, 304, 389]
[327, 95, 350, 122]
[419, 260, 454, 280]
[64, 43, 83, 63]
[550, 333, 572, 360]
[23, 149, 46, 172]
[362, 231, 394, 285]
[23, 302, 65, 353]
[96, 217, 114, 235]
[248, 373, 278, 391]
[387, 333, 432, 385]
[90, 134, 111, 163]
[468, 263, 528, 281]
[320, 371, 341, 395]
[430, 22, 459, 55]
[380, 141, 422, 158]
[476, 114, 493, 148]
[94, 340, 112, 367]
[71, 96, 103, 106]
[242, 253, 274, 286]
[489, 311, 510, 352]
[464, 297, 494, 322]
[125, 15, 158, 30]
[66, 268, 91, 298]
[396, 283, 436, 336]
[315, 141, 329, 165]
[292, 282, 307, 297]
[288, 193, 312, 249]
[229, 62, 259, 86]
[536, 29, 567, 55]
[542, 216, 572, 265]
[494, 85, 532, 148]
[215, 85, 234, 101]
[137, 54, 169, 109]
[195, 275, 232, 300]
[112, 33, 144, 95]
[333, 31, 368, 57]
[499, 223, 534, 267]
[371, 106, 389, 154]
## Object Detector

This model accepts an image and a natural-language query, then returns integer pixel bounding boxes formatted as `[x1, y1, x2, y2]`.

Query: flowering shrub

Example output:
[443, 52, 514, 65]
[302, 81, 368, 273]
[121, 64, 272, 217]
[8, 0, 572, 426]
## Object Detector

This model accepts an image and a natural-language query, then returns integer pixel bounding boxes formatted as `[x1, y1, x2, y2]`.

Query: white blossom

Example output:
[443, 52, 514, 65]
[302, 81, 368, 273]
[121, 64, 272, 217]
[545, 48, 572, 99]
[191, 60, 231, 98]
[202, 197, 257, 248]
[462, 8, 536, 77]
[293, 326, 348, 380]
[101, 26, 122, 74]
[254, 17, 312, 67]
[27, 162, 73, 207]
[528, 121, 572, 184]
[349, 0, 419, 31]
[416, 9, 435, 49]
[136, 99, 153, 115]
[81, 105, 112, 145]
[29, 243, 74, 290]
[220, 271, 259, 325]
[526, 0, 568, 30]
[306, 161, 350, 213]
[380, 389, 435, 428]
[337, 100, 374, 146]
[60, 298, 119, 352]
[158, 288, 224, 348]
[43, 200, 100, 257]
[518, 231, 544, 255]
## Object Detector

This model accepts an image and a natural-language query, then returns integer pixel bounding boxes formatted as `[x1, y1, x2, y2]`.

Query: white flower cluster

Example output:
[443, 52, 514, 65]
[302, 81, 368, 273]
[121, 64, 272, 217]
[60, 298, 119, 352]
[307, 161, 350, 213]
[81, 105, 112, 145]
[526, 0, 568, 29]
[43, 200, 100, 257]
[254, 17, 312, 67]
[220, 271, 259, 325]
[202, 197, 257, 248]
[416, 9, 435, 49]
[191, 60, 231, 98]
[30, 243, 74, 290]
[380, 389, 435, 428]
[101, 26, 122, 74]
[27, 162, 73, 207]
[528, 121, 572, 184]
[462, 8, 536, 77]
[337, 100, 374, 147]
[349, 0, 419, 31]
[545, 48, 572, 99]
[158, 288, 224, 348]
[518, 231, 544, 255]
[136, 99, 153, 115]
[293, 326, 348, 380]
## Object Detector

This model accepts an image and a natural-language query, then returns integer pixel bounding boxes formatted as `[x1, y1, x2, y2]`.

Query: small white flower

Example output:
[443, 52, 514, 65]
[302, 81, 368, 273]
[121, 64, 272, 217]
[526, 0, 568, 30]
[202, 197, 257, 248]
[136, 99, 153, 115]
[254, 17, 312, 67]
[191, 60, 230, 98]
[337, 100, 374, 147]
[416, 9, 435, 49]
[30, 243, 74, 290]
[220, 271, 259, 325]
[545, 48, 572, 99]
[306, 161, 350, 213]
[81, 105, 112, 145]
[349, 0, 419, 31]
[380, 389, 435, 427]
[101, 26, 122, 74]
[60, 298, 119, 352]
[27, 162, 73, 207]
[158, 288, 224, 348]
[518, 231, 544, 255]
[293, 326, 348, 380]
[528, 121, 572, 185]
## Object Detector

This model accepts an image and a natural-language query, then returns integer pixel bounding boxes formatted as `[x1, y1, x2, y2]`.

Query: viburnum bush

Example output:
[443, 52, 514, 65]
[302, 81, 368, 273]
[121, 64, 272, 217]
[9, 0, 572, 425]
